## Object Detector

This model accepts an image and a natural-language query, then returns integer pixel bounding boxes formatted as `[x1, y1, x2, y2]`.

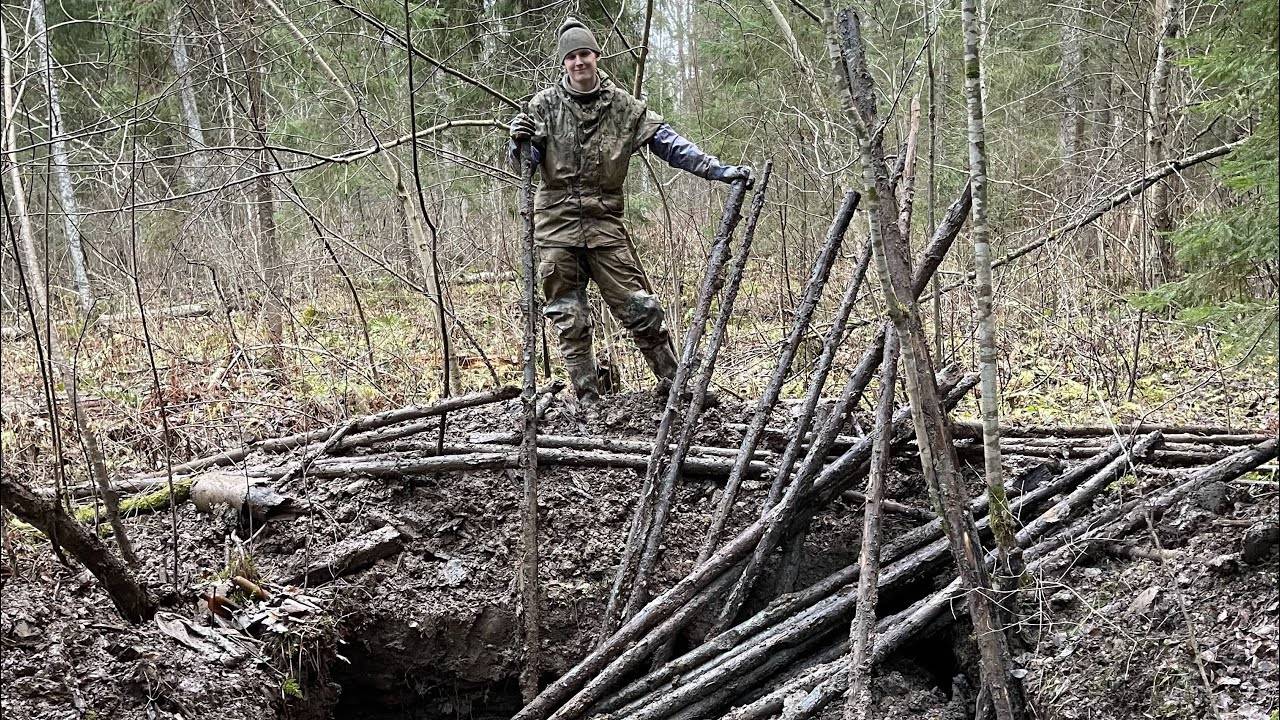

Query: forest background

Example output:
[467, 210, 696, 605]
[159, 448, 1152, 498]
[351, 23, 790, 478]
[1, 0, 1276, 481]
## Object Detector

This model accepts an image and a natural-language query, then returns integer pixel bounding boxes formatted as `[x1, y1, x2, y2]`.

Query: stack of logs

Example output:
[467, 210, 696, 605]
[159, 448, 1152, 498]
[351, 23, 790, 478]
[48, 141, 1273, 719]
[15, 84, 1275, 720]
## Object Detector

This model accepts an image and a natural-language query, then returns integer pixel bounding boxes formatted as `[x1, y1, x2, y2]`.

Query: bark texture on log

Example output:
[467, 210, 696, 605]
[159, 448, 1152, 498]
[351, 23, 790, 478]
[284, 525, 403, 587]
[601, 179, 750, 640]
[0, 475, 157, 623]
[838, 10, 1028, 718]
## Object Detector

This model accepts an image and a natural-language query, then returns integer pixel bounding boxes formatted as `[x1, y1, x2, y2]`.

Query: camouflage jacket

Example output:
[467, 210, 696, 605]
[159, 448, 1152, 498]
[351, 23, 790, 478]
[523, 75, 664, 248]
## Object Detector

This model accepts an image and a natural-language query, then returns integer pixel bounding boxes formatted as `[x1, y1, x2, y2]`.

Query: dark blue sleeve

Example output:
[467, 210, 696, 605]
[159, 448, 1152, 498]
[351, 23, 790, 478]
[647, 124, 727, 179]
[507, 140, 542, 170]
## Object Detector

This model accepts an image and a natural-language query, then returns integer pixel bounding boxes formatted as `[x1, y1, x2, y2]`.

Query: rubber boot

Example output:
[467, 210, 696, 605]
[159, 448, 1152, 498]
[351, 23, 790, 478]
[565, 359, 602, 409]
[639, 342, 678, 397]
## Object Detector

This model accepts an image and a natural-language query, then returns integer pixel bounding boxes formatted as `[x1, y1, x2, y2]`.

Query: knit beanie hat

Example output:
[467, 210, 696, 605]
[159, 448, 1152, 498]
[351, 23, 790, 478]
[556, 17, 601, 61]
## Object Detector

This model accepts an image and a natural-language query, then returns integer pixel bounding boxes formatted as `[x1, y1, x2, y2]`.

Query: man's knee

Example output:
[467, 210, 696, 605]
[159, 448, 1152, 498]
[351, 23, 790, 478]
[618, 291, 667, 340]
[544, 296, 592, 338]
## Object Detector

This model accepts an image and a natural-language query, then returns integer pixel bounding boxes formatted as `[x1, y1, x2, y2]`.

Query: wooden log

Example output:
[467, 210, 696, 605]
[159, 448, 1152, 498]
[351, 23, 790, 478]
[601, 178, 750, 640]
[190, 470, 306, 522]
[626, 164, 775, 622]
[275, 446, 774, 479]
[99, 302, 210, 325]
[951, 418, 1267, 440]
[845, 327, 900, 712]
[465, 431, 767, 461]
[283, 525, 403, 587]
[0, 474, 157, 623]
[518, 144, 543, 703]
[702, 190, 860, 565]
[124, 385, 521, 483]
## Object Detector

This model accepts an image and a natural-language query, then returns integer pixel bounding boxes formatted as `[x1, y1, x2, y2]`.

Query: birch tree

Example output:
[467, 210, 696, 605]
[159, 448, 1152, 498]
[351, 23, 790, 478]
[31, 0, 92, 312]
[962, 0, 1020, 587]
[168, 6, 208, 189]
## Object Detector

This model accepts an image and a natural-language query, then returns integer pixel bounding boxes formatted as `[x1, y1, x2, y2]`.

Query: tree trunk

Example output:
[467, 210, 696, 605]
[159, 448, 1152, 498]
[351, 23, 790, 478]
[2, 22, 47, 315]
[168, 6, 208, 189]
[0, 474, 157, 623]
[961, 0, 1022, 602]
[1058, 0, 1085, 195]
[30, 0, 92, 313]
[836, 10, 1029, 720]
[241, 0, 285, 362]
[1147, 0, 1183, 280]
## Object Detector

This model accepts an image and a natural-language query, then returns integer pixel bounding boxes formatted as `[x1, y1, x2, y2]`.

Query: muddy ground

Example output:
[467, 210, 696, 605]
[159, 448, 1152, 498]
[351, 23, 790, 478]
[2, 392, 1276, 720]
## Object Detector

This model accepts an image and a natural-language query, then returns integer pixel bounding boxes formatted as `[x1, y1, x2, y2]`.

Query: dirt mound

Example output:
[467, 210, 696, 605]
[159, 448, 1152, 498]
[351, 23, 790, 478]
[2, 392, 1276, 720]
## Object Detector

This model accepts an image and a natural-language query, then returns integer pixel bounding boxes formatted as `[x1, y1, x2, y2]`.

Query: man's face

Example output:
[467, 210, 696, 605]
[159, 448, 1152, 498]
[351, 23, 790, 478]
[563, 49, 599, 88]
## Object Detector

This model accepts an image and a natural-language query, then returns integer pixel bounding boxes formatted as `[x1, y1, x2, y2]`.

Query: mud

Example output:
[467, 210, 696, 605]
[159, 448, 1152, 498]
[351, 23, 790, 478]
[2, 392, 1276, 720]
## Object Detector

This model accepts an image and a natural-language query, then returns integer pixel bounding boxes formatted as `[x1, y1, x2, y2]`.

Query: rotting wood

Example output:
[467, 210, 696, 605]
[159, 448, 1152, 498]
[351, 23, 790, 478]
[0, 474, 157, 623]
[283, 525, 403, 587]
[190, 471, 307, 524]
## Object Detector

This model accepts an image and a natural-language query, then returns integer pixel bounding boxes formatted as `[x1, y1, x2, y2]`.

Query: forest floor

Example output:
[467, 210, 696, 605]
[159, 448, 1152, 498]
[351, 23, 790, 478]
[2, 297, 1277, 720]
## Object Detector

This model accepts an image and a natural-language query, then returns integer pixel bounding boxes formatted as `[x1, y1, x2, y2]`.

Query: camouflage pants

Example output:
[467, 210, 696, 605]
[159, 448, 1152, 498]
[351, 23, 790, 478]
[538, 245, 677, 386]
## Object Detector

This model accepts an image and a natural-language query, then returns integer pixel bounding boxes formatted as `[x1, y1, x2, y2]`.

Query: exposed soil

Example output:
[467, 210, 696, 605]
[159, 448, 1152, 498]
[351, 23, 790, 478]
[2, 392, 1276, 720]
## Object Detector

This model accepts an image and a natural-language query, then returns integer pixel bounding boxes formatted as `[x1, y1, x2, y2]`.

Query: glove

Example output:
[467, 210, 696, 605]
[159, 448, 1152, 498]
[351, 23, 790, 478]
[711, 164, 754, 188]
[509, 112, 536, 143]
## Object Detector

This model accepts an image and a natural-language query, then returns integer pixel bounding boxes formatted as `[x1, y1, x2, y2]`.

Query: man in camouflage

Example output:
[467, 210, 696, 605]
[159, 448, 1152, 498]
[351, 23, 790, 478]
[509, 18, 752, 408]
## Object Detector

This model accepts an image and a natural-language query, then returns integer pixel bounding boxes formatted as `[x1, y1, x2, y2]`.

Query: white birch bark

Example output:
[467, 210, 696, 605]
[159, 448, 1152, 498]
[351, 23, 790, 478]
[30, 0, 91, 313]
[2, 21, 46, 315]
[961, 0, 1019, 566]
[168, 7, 207, 189]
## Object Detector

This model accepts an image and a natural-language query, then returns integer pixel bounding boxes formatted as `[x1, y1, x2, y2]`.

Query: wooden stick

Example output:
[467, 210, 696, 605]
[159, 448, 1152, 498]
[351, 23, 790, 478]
[518, 140, 543, 703]
[600, 178, 751, 642]
[625, 163, 775, 622]
[700, 190, 860, 562]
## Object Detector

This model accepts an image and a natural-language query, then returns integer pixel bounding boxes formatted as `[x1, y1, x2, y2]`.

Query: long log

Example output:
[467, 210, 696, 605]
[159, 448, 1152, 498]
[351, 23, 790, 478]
[626, 165, 774, 622]
[253, 447, 775, 480]
[125, 385, 520, 483]
[950, 418, 1265, 440]
[701, 189, 860, 565]
[465, 432, 769, 460]
[0, 474, 157, 623]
